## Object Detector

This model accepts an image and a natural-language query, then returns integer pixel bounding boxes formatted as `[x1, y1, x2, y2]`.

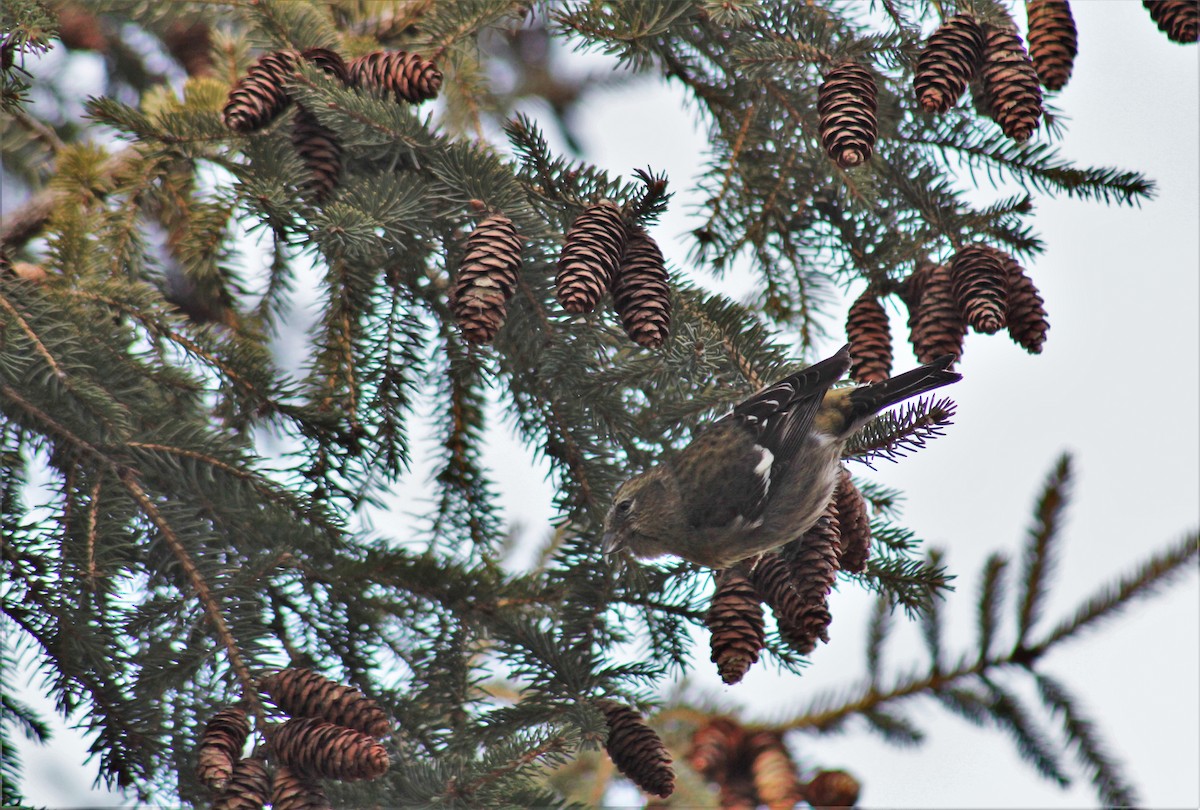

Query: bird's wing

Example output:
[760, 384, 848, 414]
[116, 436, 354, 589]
[671, 346, 853, 530]
[727, 344, 852, 475]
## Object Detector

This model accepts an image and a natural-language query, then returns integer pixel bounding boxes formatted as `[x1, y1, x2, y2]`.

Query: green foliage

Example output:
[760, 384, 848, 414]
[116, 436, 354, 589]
[0, 0, 1193, 806]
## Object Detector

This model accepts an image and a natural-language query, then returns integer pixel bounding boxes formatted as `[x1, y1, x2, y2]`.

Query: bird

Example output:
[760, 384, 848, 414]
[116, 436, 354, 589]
[601, 345, 960, 569]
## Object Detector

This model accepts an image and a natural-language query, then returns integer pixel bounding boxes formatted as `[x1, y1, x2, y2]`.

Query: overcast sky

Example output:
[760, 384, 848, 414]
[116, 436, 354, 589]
[13, 2, 1198, 807]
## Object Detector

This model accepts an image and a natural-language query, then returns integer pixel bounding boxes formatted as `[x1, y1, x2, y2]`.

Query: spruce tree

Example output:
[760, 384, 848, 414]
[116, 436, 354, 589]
[1, 1, 1196, 806]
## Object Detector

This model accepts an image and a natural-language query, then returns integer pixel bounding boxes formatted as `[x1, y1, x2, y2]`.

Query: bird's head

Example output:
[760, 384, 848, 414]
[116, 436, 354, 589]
[601, 469, 678, 559]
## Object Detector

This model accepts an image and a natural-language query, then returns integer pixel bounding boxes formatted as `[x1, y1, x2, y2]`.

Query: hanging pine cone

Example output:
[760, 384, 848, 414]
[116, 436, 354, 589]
[899, 261, 935, 335]
[804, 768, 862, 807]
[747, 553, 810, 652]
[980, 26, 1044, 142]
[555, 200, 627, 314]
[910, 263, 966, 364]
[291, 107, 342, 201]
[687, 717, 744, 781]
[817, 63, 878, 169]
[213, 757, 271, 810]
[705, 568, 766, 685]
[223, 50, 298, 133]
[1143, 1, 1199, 43]
[834, 466, 871, 574]
[747, 731, 803, 810]
[451, 214, 524, 344]
[784, 504, 842, 654]
[197, 706, 250, 791]
[271, 765, 331, 810]
[260, 668, 392, 739]
[270, 718, 390, 781]
[613, 227, 671, 349]
[950, 244, 1009, 334]
[598, 701, 675, 799]
[846, 292, 892, 384]
[1025, 0, 1078, 91]
[347, 51, 443, 103]
[914, 14, 986, 113]
[1005, 261, 1050, 353]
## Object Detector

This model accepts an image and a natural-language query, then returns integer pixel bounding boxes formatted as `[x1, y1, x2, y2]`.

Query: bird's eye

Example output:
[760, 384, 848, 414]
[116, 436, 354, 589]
[615, 499, 633, 516]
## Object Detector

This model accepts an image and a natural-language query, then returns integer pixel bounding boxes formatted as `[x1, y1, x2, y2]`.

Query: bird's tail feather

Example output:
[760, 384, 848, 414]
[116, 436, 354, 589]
[846, 354, 960, 426]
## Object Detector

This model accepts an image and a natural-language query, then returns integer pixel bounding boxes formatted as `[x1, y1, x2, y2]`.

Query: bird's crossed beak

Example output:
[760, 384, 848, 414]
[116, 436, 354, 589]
[601, 530, 624, 555]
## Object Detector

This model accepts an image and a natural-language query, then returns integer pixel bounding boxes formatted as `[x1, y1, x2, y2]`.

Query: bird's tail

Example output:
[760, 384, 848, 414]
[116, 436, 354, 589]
[841, 354, 961, 432]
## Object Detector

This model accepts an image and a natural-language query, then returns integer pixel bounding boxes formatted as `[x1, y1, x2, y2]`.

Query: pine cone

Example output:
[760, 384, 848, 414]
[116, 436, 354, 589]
[451, 214, 524, 344]
[784, 505, 842, 654]
[899, 261, 936, 335]
[271, 765, 331, 810]
[910, 263, 966, 363]
[1025, 0, 1078, 91]
[834, 467, 871, 574]
[270, 718, 390, 781]
[223, 50, 298, 133]
[260, 668, 391, 739]
[1005, 261, 1049, 353]
[291, 107, 342, 201]
[213, 757, 271, 810]
[555, 201, 627, 314]
[300, 47, 349, 84]
[980, 26, 1044, 142]
[804, 768, 861, 808]
[914, 14, 986, 113]
[613, 227, 671, 349]
[846, 292, 892, 384]
[1143, 1, 1199, 43]
[687, 717, 744, 781]
[747, 731, 803, 810]
[817, 62, 878, 169]
[950, 244, 1009, 334]
[706, 568, 765, 685]
[197, 706, 250, 791]
[347, 51, 442, 103]
[598, 702, 675, 799]
[748, 553, 810, 653]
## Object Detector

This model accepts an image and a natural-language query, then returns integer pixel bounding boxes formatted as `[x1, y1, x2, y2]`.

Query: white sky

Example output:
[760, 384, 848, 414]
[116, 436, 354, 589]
[12, 2, 1198, 807]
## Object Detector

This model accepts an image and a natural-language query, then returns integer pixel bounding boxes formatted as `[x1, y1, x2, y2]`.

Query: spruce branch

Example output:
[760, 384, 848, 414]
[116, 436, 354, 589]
[976, 552, 1008, 663]
[1016, 453, 1072, 645]
[842, 396, 957, 465]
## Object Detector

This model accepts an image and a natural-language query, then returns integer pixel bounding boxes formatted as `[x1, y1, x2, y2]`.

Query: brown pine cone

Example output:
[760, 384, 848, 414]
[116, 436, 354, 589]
[748, 553, 811, 653]
[1025, 0, 1078, 91]
[1143, 1, 1199, 43]
[834, 467, 871, 574]
[347, 51, 442, 103]
[451, 214, 524, 344]
[706, 568, 766, 685]
[980, 25, 1044, 142]
[271, 765, 331, 810]
[613, 227, 671, 349]
[213, 757, 271, 810]
[555, 200, 627, 314]
[898, 261, 936, 335]
[291, 107, 342, 201]
[747, 731, 803, 810]
[598, 702, 675, 799]
[910, 263, 966, 364]
[784, 504, 842, 654]
[260, 668, 391, 739]
[270, 718, 390, 781]
[950, 244, 1009, 334]
[197, 706, 250, 791]
[1005, 261, 1049, 353]
[804, 768, 862, 808]
[914, 14, 986, 113]
[223, 50, 298, 133]
[846, 292, 892, 384]
[817, 62, 878, 169]
[686, 717, 744, 781]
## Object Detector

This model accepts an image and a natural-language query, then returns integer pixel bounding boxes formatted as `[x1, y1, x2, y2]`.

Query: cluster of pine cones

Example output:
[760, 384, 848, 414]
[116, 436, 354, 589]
[687, 717, 860, 809]
[221, 47, 442, 200]
[196, 668, 392, 810]
[452, 200, 671, 349]
[705, 467, 870, 685]
[844, 244, 1049, 385]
